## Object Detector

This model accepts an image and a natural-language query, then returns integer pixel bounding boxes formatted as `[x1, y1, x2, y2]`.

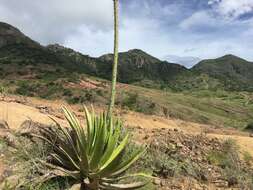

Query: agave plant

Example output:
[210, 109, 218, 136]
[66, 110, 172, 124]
[39, 107, 149, 190]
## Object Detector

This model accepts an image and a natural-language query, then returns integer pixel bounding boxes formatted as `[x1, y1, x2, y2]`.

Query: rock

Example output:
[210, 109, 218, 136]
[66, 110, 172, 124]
[69, 184, 81, 190]
[0, 120, 9, 130]
[227, 177, 238, 187]
[36, 105, 50, 114]
[176, 142, 183, 148]
[213, 180, 228, 187]
[249, 133, 253, 138]
[173, 128, 178, 132]
[153, 178, 161, 185]
[3, 133, 17, 147]
[143, 135, 150, 140]
[17, 120, 46, 136]
[0, 175, 20, 189]
[0, 169, 12, 183]
[160, 180, 166, 187]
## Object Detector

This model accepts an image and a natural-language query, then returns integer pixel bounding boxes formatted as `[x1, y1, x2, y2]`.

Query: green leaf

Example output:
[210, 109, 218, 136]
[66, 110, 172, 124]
[100, 181, 147, 190]
[97, 134, 129, 177]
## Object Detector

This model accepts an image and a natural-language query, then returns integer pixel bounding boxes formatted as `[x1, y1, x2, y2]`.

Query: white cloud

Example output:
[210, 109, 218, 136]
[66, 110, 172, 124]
[0, 0, 113, 44]
[209, 0, 253, 19]
[179, 11, 218, 30]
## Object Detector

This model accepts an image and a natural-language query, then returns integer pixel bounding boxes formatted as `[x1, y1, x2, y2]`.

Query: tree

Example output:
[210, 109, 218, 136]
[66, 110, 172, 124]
[108, 0, 119, 117]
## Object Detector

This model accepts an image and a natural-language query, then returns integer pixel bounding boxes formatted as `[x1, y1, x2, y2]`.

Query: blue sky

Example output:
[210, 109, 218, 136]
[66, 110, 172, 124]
[0, 0, 253, 66]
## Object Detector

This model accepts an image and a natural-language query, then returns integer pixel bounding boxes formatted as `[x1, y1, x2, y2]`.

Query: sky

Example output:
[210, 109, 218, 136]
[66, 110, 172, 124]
[0, 0, 253, 67]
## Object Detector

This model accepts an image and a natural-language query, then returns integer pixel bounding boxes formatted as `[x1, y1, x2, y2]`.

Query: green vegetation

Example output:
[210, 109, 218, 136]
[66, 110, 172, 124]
[2, 22, 253, 93]
[207, 139, 253, 187]
[2, 127, 253, 189]
[1, 21, 253, 129]
[193, 55, 253, 91]
[36, 107, 149, 189]
[2, 75, 253, 129]
[243, 151, 253, 165]
[245, 122, 253, 131]
[118, 92, 157, 115]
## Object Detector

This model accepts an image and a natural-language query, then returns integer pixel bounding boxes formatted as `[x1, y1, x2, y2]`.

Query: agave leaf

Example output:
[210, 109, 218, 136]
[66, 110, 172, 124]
[88, 106, 97, 154]
[57, 146, 80, 170]
[63, 107, 85, 146]
[96, 134, 129, 178]
[89, 114, 107, 170]
[101, 134, 129, 170]
[100, 181, 147, 190]
[102, 173, 153, 182]
[84, 106, 93, 148]
[63, 107, 89, 172]
[56, 124, 81, 161]
[41, 161, 81, 180]
[110, 149, 145, 177]
[99, 122, 121, 166]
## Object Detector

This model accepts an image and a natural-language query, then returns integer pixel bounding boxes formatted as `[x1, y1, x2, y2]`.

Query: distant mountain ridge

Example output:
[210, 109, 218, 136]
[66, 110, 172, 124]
[193, 55, 253, 91]
[0, 22, 253, 91]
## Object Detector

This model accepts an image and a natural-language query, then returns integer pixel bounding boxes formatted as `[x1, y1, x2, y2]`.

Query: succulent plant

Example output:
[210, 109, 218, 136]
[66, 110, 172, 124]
[39, 107, 149, 190]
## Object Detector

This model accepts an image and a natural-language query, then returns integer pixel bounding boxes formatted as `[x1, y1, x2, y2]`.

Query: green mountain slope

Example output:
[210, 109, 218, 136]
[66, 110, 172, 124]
[192, 55, 253, 91]
[1, 22, 253, 92]
[1, 22, 253, 129]
[99, 49, 187, 83]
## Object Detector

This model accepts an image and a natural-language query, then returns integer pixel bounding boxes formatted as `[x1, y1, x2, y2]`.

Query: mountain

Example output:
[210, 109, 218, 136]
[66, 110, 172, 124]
[1, 22, 253, 92]
[164, 55, 201, 68]
[193, 55, 253, 91]
[46, 44, 101, 75]
[99, 49, 188, 83]
[0, 22, 72, 80]
[0, 22, 38, 48]
[0, 21, 187, 87]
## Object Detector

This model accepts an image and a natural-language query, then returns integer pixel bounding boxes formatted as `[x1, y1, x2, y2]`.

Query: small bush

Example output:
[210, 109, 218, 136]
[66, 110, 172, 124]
[207, 139, 238, 168]
[245, 122, 253, 132]
[207, 139, 253, 188]
[243, 152, 253, 165]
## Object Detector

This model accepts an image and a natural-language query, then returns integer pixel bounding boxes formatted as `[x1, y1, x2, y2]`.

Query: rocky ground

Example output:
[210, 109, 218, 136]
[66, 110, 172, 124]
[131, 126, 253, 189]
[0, 95, 253, 189]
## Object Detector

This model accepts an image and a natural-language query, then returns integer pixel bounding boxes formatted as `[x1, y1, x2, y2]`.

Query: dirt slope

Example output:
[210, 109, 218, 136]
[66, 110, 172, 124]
[0, 101, 54, 128]
[0, 97, 253, 157]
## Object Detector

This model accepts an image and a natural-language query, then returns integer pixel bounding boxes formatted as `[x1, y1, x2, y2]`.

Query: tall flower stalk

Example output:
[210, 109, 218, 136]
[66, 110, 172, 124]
[34, 1, 150, 189]
[108, 0, 119, 117]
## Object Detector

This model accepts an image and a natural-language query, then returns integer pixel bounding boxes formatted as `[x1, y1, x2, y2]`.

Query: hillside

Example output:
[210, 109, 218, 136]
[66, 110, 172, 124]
[1, 22, 253, 189]
[1, 22, 253, 129]
[99, 49, 187, 83]
[2, 22, 253, 92]
[193, 55, 253, 91]
[0, 22, 188, 88]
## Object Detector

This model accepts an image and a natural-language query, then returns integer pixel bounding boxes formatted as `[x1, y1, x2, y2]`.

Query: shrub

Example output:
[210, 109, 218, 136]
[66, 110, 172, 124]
[245, 122, 253, 132]
[207, 139, 253, 187]
[0, 86, 6, 94]
[243, 152, 253, 165]
[37, 107, 149, 189]
[122, 92, 138, 110]
[207, 139, 238, 168]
